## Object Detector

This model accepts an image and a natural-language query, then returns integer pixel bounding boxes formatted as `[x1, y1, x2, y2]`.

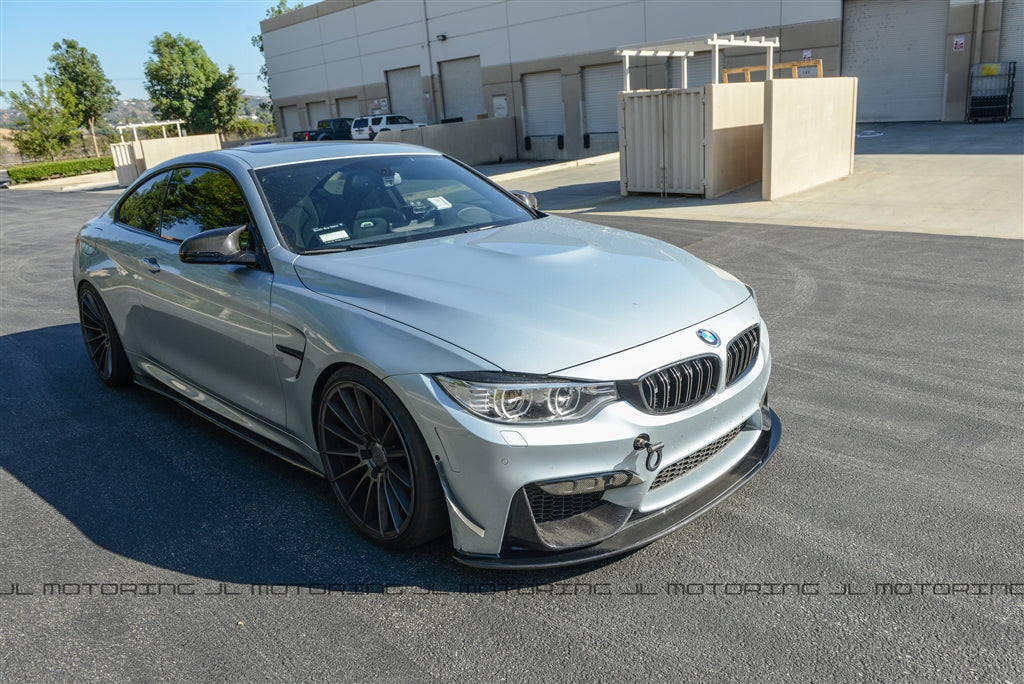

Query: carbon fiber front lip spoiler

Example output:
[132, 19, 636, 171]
[454, 407, 781, 570]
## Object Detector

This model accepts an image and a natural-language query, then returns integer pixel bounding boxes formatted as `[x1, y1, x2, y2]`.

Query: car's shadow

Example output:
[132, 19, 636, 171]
[1, 324, 617, 591]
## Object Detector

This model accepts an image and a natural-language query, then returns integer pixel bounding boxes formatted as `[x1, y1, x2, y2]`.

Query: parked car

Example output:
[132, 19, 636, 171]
[73, 142, 779, 568]
[350, 114, 427, 140]
[292, 117, 354, 141]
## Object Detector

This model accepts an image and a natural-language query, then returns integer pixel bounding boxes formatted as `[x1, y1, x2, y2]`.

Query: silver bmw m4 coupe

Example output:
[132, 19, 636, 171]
[74, 142, 780, 568]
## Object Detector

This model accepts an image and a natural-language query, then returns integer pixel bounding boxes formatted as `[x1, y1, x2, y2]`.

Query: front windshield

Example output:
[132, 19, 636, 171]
[255, 154, 535, 253]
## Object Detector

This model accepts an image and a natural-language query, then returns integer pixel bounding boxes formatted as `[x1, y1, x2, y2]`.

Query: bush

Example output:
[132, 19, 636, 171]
[6, 157, 114, 184]
[223, 119, 275, 140]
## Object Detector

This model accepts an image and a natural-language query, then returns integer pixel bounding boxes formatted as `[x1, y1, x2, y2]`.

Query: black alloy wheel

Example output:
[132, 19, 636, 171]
[77, 283, 132, 387]
[317, 368, 445, 548]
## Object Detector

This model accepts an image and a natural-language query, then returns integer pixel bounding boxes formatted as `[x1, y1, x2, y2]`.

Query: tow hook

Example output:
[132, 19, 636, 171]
[633, 434, 664, 472]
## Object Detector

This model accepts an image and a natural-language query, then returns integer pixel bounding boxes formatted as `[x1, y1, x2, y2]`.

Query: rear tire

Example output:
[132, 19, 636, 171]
[316, 367, 447, 548]
[77, 282, 132, 387]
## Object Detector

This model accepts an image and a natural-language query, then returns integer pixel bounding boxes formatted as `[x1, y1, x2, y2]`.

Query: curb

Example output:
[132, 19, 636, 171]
[488, 152, 619, 183]
[8, 170, 119, 192]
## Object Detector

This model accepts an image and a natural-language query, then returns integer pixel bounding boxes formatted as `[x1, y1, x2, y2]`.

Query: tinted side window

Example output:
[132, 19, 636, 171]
[117, 172, 170, 234]
[160, 167, 250, 242]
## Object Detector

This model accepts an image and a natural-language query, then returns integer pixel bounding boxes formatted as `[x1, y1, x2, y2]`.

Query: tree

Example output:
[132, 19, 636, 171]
[251, 1, 304, 98]
[7, 75, 78, 161]
[144, 32, 242, 134]
[48, 39, 119, 157]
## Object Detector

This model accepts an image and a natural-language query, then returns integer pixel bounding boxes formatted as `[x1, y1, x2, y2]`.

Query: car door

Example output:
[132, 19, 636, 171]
[133, 166, 286, 428]
[103, 170, 173, 356]
[369, 116, 383, 139]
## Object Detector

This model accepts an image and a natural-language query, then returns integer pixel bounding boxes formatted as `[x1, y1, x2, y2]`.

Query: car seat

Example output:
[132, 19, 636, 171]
[341, 171, 402, 238]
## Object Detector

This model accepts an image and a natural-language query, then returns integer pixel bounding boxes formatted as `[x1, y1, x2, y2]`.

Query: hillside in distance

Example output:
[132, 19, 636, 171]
[0, 95, 268, 127]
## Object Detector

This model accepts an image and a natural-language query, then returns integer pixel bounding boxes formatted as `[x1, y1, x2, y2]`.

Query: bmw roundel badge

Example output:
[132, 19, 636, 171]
[697, 329, 720, 346]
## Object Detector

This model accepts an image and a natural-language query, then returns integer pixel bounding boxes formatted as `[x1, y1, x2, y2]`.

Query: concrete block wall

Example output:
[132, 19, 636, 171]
[137, 135, 222, 173]
[762, 77, 857, 200]
[374, 116, 518, 166]
[111, 135, 225, 186]
[704, 82, 765, 199]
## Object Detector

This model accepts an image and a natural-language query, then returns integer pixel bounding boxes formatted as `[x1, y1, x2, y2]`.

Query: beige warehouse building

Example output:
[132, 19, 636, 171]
[261, 0, 1023, 160]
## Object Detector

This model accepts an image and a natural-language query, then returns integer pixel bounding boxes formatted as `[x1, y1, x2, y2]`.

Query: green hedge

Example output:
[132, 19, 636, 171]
[6, 157, 115, 184]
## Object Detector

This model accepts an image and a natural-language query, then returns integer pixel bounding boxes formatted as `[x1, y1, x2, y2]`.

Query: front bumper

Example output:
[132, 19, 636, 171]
[387, 301, 777, 567]
[454, 403, 780, 569]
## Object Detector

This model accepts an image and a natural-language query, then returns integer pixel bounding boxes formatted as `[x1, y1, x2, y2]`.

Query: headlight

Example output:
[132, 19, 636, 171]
[435, 373, 618, 424]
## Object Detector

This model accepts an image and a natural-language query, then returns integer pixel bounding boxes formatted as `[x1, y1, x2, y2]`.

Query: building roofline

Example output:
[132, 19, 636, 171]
[260, 0, 374, 34]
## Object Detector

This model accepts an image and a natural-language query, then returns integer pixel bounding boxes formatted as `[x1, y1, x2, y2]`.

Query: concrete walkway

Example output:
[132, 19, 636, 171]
[486, 120, 1024, 240]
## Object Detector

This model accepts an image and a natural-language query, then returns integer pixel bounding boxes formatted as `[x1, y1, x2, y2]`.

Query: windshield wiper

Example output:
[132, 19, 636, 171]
[343, 242, 390, 251]
[302, 242, 389, 254]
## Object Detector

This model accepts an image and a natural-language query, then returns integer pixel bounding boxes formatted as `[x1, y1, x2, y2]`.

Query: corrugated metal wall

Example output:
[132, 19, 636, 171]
[280, 105, 301, 138]
[523, 71, 564, 136]
[440, 57, 485, 122]
[841, 0, 949, 121]
[306, 101, 330, 127]
[620, 90, 704, 195]
[582, 64, 622, 134]
[386, 67, 428, 122]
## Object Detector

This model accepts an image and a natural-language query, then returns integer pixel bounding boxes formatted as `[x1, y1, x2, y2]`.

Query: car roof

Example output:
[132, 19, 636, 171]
[149, 142, 442, 173]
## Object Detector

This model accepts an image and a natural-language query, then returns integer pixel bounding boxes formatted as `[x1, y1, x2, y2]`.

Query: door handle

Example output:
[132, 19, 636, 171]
[142, 257, 160, 273]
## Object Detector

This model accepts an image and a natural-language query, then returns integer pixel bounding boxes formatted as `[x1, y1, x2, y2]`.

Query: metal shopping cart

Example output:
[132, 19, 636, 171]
[967, 61, 1016, 122]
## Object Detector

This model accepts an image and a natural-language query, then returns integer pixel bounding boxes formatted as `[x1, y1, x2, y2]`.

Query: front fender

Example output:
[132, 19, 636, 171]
[268, 266, 501, 458]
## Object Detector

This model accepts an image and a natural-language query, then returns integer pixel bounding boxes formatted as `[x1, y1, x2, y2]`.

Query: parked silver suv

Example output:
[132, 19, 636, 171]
[351, 114, 427, 140]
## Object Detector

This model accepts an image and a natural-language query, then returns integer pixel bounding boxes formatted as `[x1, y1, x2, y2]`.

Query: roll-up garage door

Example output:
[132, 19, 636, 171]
[307, 101, 329, 127]
[523, 71, 564, 136]
[386, 66, 427, 123]
[582, 63, 621, 133]
[280, 105, 301, 137]
[440, 56, 485, 122]
[668, 53, 713, 89]
[841, 0, 949, 121]
[335, 96, 359, 118]
[999, 0, 1024, 118]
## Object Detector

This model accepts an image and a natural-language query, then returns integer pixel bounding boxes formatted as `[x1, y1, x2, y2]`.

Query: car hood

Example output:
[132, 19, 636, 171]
[293, 216, 749, 375]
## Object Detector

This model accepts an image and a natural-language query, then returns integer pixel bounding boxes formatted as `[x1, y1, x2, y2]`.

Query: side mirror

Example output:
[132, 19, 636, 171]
[179, 225, 258, 265]
[509, 190, 539, 211]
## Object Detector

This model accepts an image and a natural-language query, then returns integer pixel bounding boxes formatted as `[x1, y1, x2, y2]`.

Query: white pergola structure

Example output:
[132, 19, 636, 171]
[617, 33, 780, 91]
[115, 119, 187, 142]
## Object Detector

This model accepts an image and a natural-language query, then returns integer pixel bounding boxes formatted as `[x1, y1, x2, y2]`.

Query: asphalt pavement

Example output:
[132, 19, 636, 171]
[1, 120, 1022, 682]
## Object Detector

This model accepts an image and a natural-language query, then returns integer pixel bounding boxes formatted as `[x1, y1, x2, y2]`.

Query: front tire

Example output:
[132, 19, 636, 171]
[317, 367, 446, 548]
[77, 282, 132, 387]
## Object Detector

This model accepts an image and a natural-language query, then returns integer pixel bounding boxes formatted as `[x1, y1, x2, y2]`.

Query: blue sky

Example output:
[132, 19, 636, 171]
[0, 0, 278, 108]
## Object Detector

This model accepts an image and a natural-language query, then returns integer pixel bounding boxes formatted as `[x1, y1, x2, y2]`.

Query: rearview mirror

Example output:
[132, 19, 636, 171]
[179, 225, 258, 266]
